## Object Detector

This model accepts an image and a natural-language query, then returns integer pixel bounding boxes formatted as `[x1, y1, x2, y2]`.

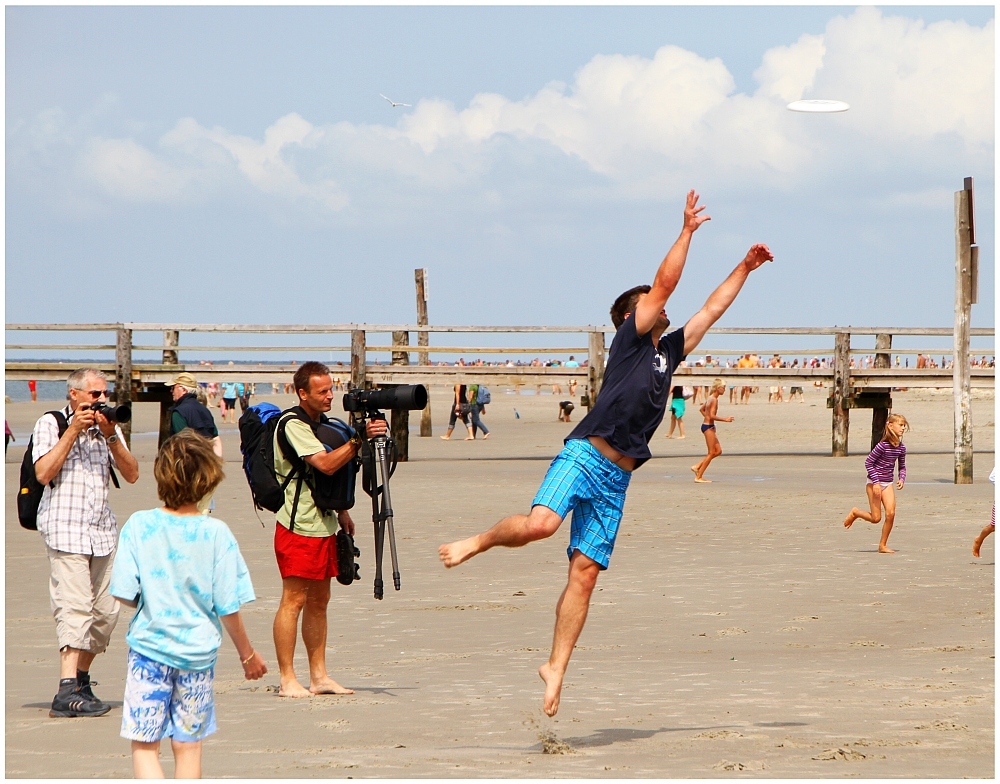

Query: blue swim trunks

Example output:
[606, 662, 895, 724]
[121, 649, 217, 743]
[532, 438, 631, 570]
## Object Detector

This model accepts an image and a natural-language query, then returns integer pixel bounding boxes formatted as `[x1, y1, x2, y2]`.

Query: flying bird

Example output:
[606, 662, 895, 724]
[380, 94, 412, 108]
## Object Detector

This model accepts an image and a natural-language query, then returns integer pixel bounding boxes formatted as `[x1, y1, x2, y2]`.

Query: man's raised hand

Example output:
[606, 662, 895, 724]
[684, 190, 711, 234]
[742, 243, 774, 272]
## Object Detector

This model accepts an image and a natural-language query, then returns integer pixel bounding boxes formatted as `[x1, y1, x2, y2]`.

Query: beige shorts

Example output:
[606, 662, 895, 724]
[46, 546, 120, 653]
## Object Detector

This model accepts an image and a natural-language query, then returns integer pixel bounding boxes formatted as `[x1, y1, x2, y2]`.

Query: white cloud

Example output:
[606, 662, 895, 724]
[14, 8, 992, 214]
[754, 34, 826, 102]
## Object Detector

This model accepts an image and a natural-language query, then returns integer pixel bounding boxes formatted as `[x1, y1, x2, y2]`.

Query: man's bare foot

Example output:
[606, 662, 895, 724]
[439, 537, 479, 568]
[843, 513, 855, 529]
[278, 679, 312, 698]
[309, 677, 354, 695]
[677, 435, 685, 439]
[440, 435, 451, 440]
[483, 433, 490, 440]
[878, 545, 895, 554]
[694, 477, 712, 483]
[464, 436, 474, 440]
[538, 662, 564, 717]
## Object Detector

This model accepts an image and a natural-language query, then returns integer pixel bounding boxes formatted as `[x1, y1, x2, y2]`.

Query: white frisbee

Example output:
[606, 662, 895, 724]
[787, 99, 850, 113]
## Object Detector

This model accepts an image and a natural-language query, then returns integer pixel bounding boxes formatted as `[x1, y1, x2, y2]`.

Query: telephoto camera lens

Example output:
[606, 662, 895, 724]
[343, 384, 428, 412]
[90, 402, 132, 423]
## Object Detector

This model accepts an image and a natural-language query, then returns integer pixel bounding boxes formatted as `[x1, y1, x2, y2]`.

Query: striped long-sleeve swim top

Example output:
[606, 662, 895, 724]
[865, 440, 906, 484]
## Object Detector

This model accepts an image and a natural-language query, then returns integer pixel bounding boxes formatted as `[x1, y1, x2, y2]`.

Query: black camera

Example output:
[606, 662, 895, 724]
[85, 402, 132, 423]
[342, 384, 428, 413]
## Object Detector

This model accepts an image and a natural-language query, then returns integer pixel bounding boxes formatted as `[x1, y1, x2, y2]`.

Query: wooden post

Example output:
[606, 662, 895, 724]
[415, 269, 433, 436]
[953, 181, 975, 483]
[587, 330, 606, 408]
[351, 329, 366, 391]
[391, 330, 410, 461]
[831, 331, 851, 457]
[870, 333, 892, 451]
[115, 325, 133, 447]
[163, 329, 179, 365]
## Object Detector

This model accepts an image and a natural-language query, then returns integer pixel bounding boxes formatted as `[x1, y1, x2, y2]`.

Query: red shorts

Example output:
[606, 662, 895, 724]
[274, 522, 338, 581]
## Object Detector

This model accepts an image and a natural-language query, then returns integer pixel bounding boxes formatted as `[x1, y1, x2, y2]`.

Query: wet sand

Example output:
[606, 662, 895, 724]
[5, 386, 995, 777]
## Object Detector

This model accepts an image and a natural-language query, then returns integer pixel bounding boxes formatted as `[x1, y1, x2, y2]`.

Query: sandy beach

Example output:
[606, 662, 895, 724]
[5, 384, 995, 778]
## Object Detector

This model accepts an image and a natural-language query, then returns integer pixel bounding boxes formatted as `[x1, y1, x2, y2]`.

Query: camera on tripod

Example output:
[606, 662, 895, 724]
[84, 402, 132, 423]
[342, 384, 427, 600]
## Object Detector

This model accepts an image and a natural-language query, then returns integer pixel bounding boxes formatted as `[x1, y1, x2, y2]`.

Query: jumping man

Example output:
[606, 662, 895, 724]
[439, 191, 773, 716]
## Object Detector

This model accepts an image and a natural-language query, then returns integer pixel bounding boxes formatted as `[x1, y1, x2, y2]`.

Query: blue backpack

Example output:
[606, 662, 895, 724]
[477, 385, 491, 405]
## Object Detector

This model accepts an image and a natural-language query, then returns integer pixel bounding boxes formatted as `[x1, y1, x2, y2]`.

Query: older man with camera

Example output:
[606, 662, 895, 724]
[32, 368, 139, 717]
[272, 361, 388, 698]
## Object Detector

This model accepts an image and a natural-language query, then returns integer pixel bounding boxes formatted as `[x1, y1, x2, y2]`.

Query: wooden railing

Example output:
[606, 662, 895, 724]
[6, 323, 994, 463]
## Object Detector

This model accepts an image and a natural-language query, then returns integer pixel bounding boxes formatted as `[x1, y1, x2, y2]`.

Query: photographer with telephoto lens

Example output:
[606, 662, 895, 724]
[271, 362, 388, 698]
[30, 368, 139, 717]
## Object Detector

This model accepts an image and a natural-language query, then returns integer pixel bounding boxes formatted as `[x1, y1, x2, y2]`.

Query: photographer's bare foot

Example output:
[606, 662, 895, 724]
[309, 677, 354, 695]
[538, 662, 563, 717]
[439, 537, 479, 568]
[278, 679, 312, 698]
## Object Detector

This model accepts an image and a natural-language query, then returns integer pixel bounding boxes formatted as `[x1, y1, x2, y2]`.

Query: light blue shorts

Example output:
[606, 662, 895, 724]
[121, 649, 217, 743]
[532, 438, 631, 570]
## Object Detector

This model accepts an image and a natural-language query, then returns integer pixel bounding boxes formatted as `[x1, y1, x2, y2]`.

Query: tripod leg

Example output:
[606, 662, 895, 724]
[376, 440, 401, 592]
[368, 452, 385, 601]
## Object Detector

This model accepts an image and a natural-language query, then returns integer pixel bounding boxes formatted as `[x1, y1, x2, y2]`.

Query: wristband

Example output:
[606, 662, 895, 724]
[241, 650, 256, 666]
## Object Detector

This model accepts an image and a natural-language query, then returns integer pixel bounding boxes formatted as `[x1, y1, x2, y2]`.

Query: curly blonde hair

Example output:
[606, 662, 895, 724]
[154, 430, 225, 510]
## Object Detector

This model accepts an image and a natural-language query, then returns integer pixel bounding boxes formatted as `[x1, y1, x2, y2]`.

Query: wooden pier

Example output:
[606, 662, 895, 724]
[5, 323, 994, 472]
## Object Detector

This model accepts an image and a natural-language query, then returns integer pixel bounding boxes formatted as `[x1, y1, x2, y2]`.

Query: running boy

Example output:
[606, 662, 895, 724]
[843, 413, 909, 554]
[111, 431, 267, 778]
[439, 190, 773, 716]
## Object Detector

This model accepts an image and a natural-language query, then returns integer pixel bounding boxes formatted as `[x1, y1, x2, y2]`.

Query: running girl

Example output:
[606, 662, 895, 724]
[843, 413, 909, 554]
[691, 379, 732, 483]
[972, 466, 995, 558]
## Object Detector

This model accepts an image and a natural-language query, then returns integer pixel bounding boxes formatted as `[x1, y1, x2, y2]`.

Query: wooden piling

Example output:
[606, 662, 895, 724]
[587, 330, 606, 408]
[415, 269, 433, 436]
[870, 333, 892, 451]
[115, 325, 133, 446]
[391, 330, 410, 461]
[159, 329, 180, 447]
[831, 331, 850, 456]
[953, 181, 975, 483]
[351, 329, 366, 391]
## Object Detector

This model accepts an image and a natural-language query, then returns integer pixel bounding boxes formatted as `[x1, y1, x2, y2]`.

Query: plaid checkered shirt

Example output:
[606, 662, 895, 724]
[32, 405, 125, 556]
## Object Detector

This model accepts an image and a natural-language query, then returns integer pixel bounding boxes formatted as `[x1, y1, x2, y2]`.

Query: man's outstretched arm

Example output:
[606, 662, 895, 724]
[633, 190, 711, 336]
[682, 243, 773, 356]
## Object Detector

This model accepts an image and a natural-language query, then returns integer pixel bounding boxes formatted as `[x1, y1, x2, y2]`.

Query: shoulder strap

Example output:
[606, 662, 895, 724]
[40, 411, 70, 489]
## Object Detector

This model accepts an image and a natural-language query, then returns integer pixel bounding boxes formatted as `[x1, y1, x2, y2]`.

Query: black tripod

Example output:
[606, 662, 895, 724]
[356, 419, 400, 600]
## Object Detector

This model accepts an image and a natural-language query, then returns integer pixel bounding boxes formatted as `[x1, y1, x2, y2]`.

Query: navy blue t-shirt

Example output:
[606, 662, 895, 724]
[567, 316, 686, 468]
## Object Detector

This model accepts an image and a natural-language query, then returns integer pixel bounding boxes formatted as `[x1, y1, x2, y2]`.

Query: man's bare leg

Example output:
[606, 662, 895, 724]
[301, 578, 353, 694]
[439, 505, 562, 568]
[273, 578, 312, 697]
[539, 551, 600, 717]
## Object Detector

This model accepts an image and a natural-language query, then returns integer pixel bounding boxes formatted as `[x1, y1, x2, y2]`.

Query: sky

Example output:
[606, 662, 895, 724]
[5, 5, 995, 341]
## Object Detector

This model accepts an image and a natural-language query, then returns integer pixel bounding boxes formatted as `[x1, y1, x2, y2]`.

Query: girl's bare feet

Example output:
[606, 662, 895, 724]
[843, 512, 855, 529]
[878, 545, 895, 554]
[694, 477, 712, 483]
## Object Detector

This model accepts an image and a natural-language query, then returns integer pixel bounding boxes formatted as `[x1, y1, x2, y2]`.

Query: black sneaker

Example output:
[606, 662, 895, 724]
[49, 687, 111, 718]
[76, 671, 102, 704]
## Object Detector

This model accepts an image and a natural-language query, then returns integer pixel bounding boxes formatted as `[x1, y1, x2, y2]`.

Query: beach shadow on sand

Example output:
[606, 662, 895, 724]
[561, 724, 727, 748]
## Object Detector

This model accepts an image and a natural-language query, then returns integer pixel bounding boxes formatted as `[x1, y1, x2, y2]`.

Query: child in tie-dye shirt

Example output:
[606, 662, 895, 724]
[110, 431, 267, 778]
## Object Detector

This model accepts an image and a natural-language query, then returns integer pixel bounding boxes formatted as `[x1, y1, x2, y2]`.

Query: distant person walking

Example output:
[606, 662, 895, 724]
[665, 385, 686, 439]
[441, 384, 474, 441]
[466, 384, 491, 440]
[691, 379, 732, 482]
[220, 381, 241, 424]
[842, 413, 909, 554]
